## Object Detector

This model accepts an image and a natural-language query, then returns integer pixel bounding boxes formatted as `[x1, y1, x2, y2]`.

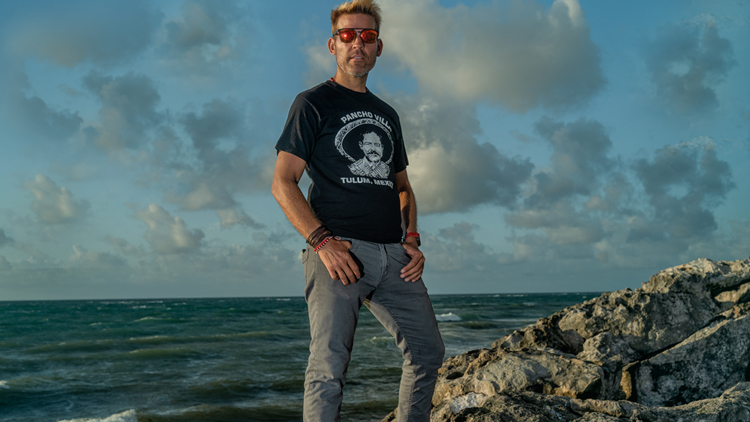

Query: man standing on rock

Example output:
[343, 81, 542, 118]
[271, 0, 445, 420]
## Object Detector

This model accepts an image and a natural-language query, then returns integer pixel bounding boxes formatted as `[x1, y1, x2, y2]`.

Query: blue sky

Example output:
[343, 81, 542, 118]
[1, 0, 748, 300]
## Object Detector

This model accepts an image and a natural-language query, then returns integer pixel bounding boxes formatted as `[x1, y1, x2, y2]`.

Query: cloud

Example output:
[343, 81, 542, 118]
[136, 204, 205, 254]
[0, 60, 82, 143]
[15, 95, 82, 141]
[161, 0, 251, 73]
[643, 20, 736, 114]
[216, 208, 263, 229]
[424, 222, 511, 273]
[502, 117, 736, 268]
[23, 174, 90, 225]
[8, 0, 161, 67]
[377, 0, 604, 111]
[387, 94, 533, 214]
[83, 72, 163, 151]
[526, 117, 616, 206]
[504, 117, 622, 259]
[164, 98, 271, 221]
[105, 235, 142, 257]
[69, 245, 127, 268]
[0, 229, 13, 248]
[0, 255, 11, 271]
[632, 142, 735, 241]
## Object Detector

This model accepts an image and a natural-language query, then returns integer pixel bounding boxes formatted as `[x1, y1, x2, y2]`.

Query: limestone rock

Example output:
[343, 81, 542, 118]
[379, 257, 750, 422]
[622, 312, 750, 406]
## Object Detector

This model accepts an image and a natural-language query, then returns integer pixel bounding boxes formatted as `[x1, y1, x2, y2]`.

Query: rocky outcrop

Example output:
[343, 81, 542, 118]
[381, 257, 750, 422]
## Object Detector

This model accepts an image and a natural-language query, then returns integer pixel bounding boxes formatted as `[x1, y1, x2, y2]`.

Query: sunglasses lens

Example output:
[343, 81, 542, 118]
[361, 30, 378, 43]
[338, 29, 356, 42]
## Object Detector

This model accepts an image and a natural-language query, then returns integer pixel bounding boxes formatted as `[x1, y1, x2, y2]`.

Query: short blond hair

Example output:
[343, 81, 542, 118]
[330, 0, 382, 35]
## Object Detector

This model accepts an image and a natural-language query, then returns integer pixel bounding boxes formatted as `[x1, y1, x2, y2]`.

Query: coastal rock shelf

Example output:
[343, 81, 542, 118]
[382, 257, 750, 422]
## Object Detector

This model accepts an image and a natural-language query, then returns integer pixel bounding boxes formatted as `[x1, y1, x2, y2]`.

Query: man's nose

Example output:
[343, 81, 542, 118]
[351, 34, 365, 48]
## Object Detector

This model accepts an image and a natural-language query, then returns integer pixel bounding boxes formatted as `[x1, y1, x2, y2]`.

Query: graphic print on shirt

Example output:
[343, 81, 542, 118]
[335, 112, 394, 187]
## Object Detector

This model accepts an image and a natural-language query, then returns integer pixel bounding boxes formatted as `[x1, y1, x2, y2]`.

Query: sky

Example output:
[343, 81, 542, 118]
[0, 0, 748, 301]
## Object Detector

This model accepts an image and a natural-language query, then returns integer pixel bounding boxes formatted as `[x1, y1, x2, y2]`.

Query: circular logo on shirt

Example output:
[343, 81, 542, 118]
[335, 118, 393, 179]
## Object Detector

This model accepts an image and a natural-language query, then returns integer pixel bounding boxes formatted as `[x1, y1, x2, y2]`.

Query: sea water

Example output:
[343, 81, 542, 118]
[0, 293, 594, 422]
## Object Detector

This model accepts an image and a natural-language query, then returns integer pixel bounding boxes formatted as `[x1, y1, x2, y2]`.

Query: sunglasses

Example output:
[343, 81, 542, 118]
[333, 28, 379, 44]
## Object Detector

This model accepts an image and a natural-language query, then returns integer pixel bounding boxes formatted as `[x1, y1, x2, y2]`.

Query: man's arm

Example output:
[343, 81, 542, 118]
[395, 169, 425, 282]
[271, 151, 361, 285]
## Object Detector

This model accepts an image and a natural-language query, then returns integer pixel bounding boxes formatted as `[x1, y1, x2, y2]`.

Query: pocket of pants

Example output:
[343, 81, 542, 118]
[337, 237, 360, 255]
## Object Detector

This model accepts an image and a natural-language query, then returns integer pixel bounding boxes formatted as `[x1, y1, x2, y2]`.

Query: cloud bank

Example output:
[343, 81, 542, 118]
[379, 0, 604, 111]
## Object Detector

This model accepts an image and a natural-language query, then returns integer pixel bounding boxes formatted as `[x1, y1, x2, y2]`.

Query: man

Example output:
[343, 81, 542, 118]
[272, 1, 444, 421]
[348, 132, 390, 178]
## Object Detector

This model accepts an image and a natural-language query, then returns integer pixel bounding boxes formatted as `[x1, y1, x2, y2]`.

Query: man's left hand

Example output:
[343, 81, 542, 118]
[400, 238, 425, 282]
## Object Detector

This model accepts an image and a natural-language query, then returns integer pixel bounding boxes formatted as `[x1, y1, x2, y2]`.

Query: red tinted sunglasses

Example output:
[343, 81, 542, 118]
[333, 28, 379, 44]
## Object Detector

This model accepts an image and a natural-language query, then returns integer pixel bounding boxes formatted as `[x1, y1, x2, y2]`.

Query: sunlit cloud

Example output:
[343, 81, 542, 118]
[23, 174, 90, 225]
[386, 94, 533, 213]
[378, 0, 604, 111]
[136, 204, 205, 254]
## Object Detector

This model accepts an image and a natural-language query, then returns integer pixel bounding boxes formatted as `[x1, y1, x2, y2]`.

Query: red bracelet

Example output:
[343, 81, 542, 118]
[314, 236, 340, 252]
[405, 232, 420, 240]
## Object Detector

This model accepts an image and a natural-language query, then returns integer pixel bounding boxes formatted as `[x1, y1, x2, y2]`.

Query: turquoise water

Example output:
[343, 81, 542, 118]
[0, 293, 594, 422]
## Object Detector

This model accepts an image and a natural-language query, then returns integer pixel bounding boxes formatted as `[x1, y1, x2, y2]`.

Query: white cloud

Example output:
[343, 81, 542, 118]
[377, 0, 604, 111]
[23, 174, 90, 225]
[216, 208, 263, 229]
[386, 94, 533, 214]
[136, 204, 205, 254]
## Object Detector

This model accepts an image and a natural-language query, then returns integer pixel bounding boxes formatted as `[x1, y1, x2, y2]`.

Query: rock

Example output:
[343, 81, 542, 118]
[378, 257, 750, 422]
[622, 311, 750, 406]
[556, 288, 719, 355]
[432, 347, 606, 408]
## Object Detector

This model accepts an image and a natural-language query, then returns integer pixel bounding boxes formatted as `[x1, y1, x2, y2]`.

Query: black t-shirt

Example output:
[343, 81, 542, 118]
[276, 81, 408, 244]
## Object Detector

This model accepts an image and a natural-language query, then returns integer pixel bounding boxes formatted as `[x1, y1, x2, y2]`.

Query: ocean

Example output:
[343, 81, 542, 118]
[0, 293, 594, 422]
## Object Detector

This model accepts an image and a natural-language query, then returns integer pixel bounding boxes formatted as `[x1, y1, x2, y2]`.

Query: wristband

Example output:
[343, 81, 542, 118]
[307, 225, 332, 247]
[404, 232, 421, 246]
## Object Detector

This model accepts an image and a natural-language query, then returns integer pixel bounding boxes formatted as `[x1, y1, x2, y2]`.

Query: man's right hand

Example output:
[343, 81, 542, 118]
[317, 239, 360, 285]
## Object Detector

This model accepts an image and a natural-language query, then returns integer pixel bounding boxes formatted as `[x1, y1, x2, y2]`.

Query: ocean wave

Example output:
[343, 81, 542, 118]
[125, 347, 197, 359]
[435, 312, 462, 322]
[492, 318, 538, 323]
[58, 409, 137, 422]
[134, 316, 162, 322]
[0, 380, 9, 389]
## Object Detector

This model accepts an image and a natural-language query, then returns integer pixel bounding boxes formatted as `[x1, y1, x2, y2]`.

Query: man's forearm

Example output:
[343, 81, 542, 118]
[400, 187, 417, 234]
[271, 178, 322, 240]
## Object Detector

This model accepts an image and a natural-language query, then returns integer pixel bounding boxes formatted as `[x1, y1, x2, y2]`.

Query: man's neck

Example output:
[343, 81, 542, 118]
[332, 72, 368, 93]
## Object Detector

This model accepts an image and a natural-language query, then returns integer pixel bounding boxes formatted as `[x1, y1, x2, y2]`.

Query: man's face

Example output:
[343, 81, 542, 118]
[329, 13, 381, 78]
[360, 133, 383, 162]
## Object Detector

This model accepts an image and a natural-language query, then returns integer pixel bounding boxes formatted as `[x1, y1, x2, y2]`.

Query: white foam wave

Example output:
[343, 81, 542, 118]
[435, 312, 462, 322]
[134, 316, 161, 322]
[58, 409, 137, 422]
[0, 380, 10, 389]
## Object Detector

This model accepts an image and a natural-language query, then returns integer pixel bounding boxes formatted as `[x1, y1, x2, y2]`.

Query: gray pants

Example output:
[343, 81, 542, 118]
[302, 238, 445, 422]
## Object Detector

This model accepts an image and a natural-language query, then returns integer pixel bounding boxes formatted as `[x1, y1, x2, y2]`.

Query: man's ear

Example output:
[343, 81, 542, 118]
[376, 39, 383, 57]
[328, 37, 336, 55]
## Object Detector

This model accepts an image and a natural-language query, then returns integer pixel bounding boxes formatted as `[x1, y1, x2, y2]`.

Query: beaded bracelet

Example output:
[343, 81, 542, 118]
[314, 236, 340, 253]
